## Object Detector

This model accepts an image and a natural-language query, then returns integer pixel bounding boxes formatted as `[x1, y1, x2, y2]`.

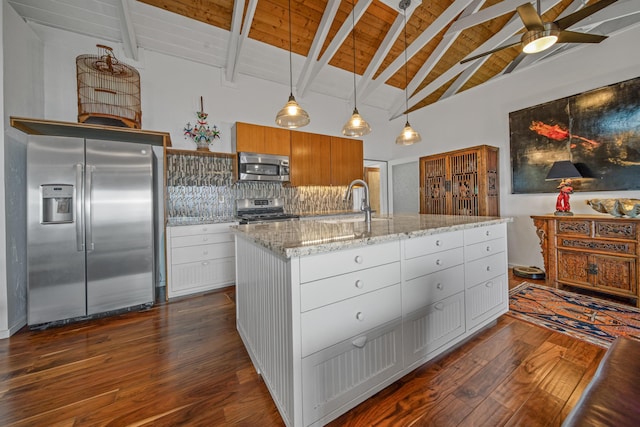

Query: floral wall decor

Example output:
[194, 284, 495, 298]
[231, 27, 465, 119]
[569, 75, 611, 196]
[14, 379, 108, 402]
[184, 96, 221, 150]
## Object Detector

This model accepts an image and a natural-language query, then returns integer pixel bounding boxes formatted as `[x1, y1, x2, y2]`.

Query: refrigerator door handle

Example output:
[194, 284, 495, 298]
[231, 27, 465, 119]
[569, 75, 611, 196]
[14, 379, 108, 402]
[75, 163, 85, 251]
[86, 164, 94, 251]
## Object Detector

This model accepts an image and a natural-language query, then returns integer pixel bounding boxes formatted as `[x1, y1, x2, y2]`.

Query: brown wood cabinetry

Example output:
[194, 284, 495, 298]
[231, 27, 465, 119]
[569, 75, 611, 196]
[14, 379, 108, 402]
[290, 131, 331, 186]
[233, 122, 290, 156]
[532, 215, 640, 306]
[420, 145, 499, 216]
[330, 136, 364, 185]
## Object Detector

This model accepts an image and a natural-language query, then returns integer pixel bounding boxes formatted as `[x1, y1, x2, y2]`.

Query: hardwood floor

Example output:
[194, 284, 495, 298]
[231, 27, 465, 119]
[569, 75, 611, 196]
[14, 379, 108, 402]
[0, 272, 605, 426]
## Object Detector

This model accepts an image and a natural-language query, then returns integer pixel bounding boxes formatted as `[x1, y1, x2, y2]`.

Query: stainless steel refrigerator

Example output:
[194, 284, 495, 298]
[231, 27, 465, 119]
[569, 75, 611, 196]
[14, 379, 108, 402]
[27, 135, 155, 326]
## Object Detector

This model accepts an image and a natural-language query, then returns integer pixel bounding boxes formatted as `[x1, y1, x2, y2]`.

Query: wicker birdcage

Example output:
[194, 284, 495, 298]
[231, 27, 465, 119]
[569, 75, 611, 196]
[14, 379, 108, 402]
[76, 45, 141, 129]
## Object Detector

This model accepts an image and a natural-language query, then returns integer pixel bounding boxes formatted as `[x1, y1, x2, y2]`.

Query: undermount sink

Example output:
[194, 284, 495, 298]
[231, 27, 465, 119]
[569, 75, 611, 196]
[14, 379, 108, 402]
[318, 217, 390, 224]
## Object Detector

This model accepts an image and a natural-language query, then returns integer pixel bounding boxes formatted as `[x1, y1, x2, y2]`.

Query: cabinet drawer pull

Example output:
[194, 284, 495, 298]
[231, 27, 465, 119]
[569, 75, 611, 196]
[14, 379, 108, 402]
[436, 283, 443, 290]
[435, 302, 444, 311]
[352, 336, 367, 348]
[485, 281, 493, 288]
[435, 259, 442, 266]
[485, 230, 491, 236]
[355, 311, 365, 321]
[354, 255, 363, 264]
[203, 250, 209, 255]
[355, 280, 364, 289]
[201, 261, 209, 266]
[486, 245, 491, 252]
[435, 239, 442, 247]
[203, 236, 208, 241]
[486, 266, 491, 272]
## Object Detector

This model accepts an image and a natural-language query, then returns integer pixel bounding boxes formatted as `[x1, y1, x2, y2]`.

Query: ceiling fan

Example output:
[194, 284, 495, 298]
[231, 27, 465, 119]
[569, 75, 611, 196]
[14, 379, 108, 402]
[460, 0, 618, 64]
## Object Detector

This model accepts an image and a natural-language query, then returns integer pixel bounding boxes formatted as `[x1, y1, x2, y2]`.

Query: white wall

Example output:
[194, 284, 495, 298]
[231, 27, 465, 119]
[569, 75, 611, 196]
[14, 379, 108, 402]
[1, 1, 44, 337]
[385, 23, 640, 269]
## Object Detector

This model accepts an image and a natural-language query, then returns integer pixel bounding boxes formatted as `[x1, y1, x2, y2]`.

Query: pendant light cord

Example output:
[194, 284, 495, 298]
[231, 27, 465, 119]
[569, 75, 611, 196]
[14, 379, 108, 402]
[288, 0, 293, 96]
[352, 0, 357, 109]
[403, 7, 409, 122]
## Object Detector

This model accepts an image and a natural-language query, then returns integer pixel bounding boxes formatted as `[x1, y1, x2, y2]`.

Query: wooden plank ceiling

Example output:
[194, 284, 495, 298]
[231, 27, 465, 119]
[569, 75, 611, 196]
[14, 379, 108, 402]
[136, 0, 627, 116]
[8, 0, 636, 117]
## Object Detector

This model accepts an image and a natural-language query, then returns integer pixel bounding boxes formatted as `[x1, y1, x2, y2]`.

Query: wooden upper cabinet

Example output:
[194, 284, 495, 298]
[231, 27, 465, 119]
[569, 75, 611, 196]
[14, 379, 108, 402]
[330, 136, 363, 186]
[290, 131, 331, 186]
[233, 122, 290, 156]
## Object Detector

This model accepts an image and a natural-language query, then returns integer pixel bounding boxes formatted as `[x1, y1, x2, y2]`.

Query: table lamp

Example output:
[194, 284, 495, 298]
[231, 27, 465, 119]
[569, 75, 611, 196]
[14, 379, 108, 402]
[545, 160, 582, 216]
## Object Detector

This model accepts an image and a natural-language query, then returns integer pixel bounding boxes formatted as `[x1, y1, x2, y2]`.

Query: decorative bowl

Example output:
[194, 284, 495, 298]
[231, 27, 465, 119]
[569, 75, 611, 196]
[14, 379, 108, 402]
[586, 199, 640, 218]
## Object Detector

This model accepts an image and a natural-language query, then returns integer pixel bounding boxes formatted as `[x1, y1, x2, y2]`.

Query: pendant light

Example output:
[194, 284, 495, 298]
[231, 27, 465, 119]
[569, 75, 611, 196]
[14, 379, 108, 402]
[275, 0, 310, 128]
[395, 0, 421, 146]
[342, 0, 371, 137]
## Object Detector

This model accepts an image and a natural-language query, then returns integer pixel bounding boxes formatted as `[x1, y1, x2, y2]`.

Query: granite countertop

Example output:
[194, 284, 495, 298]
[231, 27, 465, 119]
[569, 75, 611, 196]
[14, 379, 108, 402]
[232, 213, 512, 258]
[166, 217, 237, 226]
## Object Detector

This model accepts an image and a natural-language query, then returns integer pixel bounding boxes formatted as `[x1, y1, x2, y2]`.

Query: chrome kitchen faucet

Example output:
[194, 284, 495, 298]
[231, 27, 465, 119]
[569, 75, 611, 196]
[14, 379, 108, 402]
[344, 179, 372, 224]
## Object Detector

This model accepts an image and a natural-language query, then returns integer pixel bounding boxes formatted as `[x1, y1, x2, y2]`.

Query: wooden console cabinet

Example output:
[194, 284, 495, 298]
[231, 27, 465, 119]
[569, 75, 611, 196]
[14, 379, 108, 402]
[532, 215, 640, 306]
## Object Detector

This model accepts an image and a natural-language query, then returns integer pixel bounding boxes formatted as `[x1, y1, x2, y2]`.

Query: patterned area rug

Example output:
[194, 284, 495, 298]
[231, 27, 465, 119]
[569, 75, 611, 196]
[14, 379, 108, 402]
[508, 282, 640, 348]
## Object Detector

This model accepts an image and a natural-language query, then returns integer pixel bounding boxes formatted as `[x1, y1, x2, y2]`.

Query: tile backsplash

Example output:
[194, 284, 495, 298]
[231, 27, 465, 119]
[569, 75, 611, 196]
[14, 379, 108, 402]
[165, 152, 354, 220]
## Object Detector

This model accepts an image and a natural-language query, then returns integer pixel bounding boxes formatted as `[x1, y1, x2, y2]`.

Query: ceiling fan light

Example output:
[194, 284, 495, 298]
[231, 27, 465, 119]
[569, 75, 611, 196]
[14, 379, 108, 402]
[522, 23, 560, 54]
[275, 94, 310, 129]
[342, 108, 371, 137]
[395, 121, 421, 146]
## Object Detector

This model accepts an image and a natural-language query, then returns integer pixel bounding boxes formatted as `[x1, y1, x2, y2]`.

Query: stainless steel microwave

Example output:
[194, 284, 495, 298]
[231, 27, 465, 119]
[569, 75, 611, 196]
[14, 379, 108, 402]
[238, 152, 290, 182]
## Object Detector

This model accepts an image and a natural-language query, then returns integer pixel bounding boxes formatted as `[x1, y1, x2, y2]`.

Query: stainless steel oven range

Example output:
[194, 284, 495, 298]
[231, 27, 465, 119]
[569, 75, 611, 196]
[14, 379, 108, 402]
[236, 198, 299, 224]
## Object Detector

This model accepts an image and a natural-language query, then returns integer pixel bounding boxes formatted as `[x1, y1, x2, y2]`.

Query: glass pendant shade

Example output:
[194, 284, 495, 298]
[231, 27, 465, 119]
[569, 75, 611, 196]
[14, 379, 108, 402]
[342, 108, 371, 137]
[275, 94, 310, 129]
[395, 121, 422, 145]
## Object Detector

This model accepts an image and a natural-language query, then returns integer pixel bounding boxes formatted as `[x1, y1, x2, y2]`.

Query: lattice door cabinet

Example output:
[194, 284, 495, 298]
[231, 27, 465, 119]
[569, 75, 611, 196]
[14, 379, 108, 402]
[532, 215, 640, 307]
[420, 145, 499, 216]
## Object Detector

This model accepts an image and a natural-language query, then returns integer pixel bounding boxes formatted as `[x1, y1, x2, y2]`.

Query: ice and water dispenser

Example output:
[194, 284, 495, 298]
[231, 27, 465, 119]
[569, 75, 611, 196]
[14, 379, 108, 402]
[41, 184, 73, 224]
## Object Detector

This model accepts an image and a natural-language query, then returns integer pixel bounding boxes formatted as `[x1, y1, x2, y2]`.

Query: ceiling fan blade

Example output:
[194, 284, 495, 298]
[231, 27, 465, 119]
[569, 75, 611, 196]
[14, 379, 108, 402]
[460, 41, 521, 64]
[516, 3, 544, 31]
[557, 30, 608, 44]
[555, 0, 618, 30]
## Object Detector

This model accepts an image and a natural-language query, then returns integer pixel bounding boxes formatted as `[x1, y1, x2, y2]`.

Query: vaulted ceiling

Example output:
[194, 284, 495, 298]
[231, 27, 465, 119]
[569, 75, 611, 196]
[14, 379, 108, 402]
[7, 0, 639, 118]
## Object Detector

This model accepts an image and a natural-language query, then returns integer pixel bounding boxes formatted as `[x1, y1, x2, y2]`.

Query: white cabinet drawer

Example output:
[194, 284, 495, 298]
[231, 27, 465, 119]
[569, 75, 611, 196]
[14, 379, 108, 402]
[404, 247, 464, 281]
[464, 251, 507, 286]
[403, 265, 464, 315]
[300, 284, 401, 357]
[464, 237, 506, 262]
[299, 241, 400, 283]
[464, 223, 505, 245]
[300, 262, 400, 312]
[301, 319, 403, 427]
[171, 232, 234, 248]
[404, 230, 463, 259]
[171, 242, 235, 264]
[169, 257, 235, 296]
[466, 274, 507, 332]
[168, 222, 234, 237]
[403, 292, 465, 367]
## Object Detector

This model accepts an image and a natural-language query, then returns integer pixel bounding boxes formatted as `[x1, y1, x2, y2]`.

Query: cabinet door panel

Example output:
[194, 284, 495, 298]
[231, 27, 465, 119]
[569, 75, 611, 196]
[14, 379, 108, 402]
[169, 257, 235, 296]
[466, 274, 507, 331]
[404, 230, 463, 259]
[464, 251, 507, 287]
[290, 131, 331, 186]
[263, 126, 290, 156]
[465, 237, 506, 262]
[403, 292, 465, 366]
[594, 255, 636, 295]
[404, 247, 464, 281]
[557, 250, 590, 286]
[403, 265, 464, 314]
[330, 136, 363, 185]
[172, 242, 235, 264]
[235, 122, 264, 153]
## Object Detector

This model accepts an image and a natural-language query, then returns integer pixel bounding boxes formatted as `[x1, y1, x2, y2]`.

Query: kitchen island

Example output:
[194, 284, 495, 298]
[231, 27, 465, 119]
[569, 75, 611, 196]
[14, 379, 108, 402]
[233, 214, 511, 427]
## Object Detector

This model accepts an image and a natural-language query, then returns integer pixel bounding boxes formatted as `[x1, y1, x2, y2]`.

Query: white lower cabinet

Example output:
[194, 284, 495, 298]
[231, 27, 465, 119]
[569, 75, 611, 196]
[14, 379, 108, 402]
[166, 223, 236, 298]
[301, 319, 403, 427]
[235, 221, 509, 427]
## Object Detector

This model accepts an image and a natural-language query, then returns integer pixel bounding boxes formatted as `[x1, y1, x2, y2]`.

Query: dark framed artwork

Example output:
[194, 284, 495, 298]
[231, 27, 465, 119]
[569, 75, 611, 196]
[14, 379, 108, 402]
[509, 76, 640, 194]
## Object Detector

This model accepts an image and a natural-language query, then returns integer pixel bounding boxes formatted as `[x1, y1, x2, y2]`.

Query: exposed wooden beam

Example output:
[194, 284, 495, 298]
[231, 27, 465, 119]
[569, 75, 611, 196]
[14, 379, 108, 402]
[296, 0, 342, 96]
[117, 0, 138, 60]
[225, 0, 258, 83]
[361, 0, 474, 103]
[298, 0, 373, 98]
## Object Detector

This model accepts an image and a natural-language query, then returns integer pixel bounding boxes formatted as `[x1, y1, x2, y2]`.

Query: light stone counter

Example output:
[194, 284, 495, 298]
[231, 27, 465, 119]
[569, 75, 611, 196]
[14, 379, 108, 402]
[232, 213, 512, 258]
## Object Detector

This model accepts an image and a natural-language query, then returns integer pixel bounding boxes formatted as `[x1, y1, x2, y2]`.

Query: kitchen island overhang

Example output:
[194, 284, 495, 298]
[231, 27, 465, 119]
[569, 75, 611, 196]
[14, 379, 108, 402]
[232, 214, 512, 427]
